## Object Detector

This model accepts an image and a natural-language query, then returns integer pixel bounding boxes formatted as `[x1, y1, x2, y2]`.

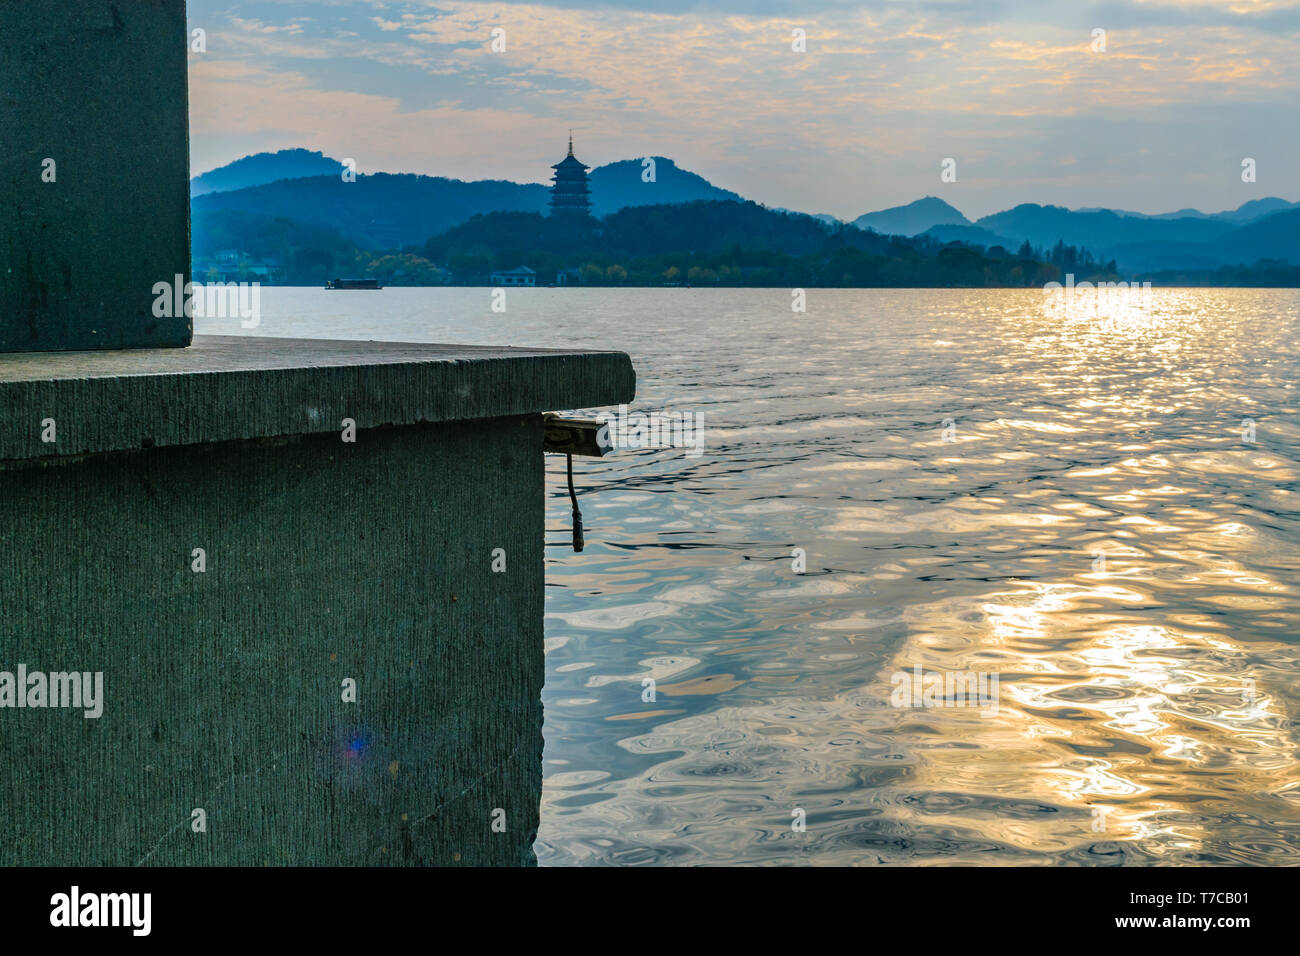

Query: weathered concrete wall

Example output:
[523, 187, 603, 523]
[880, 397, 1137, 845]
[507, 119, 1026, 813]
[0, 0, 637, 869]
[0, 0, 191, 351]
[0, 336, 634, 865]
[0, 417, 544, 865]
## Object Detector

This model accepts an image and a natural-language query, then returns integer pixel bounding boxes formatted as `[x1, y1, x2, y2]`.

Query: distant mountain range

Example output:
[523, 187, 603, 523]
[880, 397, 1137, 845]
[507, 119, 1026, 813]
[848, 195, 1300, 273]
[192, 150, 741, 248]
[191, 148, 1300, 273]
[1073, 197, 1297, 223]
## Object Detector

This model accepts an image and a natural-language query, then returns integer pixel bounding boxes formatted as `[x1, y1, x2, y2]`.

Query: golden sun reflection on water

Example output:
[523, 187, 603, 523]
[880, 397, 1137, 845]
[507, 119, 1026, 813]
[879, 577, 1299, 859]
[866, 289, 1300, 862]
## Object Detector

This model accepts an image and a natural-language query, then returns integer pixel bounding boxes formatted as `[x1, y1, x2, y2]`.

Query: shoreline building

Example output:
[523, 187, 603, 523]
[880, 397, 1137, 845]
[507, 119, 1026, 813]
[549, 134, 591, 216]
[491, 265, 537, 286]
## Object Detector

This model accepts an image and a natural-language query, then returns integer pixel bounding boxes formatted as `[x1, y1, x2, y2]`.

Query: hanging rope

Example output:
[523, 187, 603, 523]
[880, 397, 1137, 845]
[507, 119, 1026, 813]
[566, 453, 585, 553]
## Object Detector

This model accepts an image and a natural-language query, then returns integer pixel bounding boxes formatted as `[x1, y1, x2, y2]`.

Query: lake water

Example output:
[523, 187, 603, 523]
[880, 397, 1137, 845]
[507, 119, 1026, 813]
[201, 287, 1300, 865]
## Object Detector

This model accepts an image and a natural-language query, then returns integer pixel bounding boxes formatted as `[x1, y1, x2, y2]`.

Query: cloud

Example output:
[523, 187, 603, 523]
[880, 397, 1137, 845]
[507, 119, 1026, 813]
[186, 1, 1300, 217]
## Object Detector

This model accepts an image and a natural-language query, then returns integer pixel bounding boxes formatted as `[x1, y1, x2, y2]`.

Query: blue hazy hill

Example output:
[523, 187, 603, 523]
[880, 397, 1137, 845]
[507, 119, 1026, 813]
[190, 148, 346, 196]
[968, 203, 1300, 270]
[588, 157, 741, 216]
[193, 172, 549, 249]
[852, 197, 969, 236]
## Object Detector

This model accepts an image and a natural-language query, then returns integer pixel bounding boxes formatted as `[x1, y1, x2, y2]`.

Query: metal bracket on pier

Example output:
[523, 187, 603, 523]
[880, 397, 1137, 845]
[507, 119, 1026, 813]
[542, 413, 612, 457]
[542, 413, 613, 553]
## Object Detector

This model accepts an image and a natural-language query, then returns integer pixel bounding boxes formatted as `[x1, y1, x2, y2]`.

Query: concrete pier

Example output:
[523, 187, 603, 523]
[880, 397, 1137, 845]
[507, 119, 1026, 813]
[1, 0, 638, 865]
[0, 0, 191, 352]
[0, 338, 634, 865]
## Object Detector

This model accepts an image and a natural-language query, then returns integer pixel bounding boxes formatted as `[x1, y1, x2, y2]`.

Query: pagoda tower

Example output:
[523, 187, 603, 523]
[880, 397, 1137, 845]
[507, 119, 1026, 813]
[549, 133, 591, 216]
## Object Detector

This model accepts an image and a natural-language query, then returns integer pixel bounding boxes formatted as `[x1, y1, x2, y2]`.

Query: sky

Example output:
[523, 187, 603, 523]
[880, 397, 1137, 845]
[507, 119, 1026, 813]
[186, 0, 1300, 220]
